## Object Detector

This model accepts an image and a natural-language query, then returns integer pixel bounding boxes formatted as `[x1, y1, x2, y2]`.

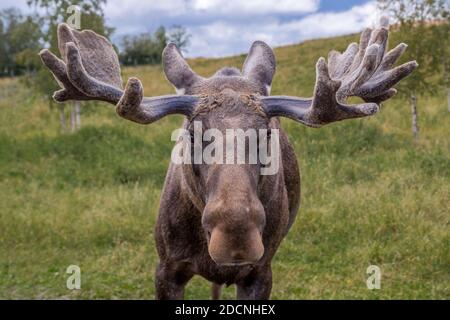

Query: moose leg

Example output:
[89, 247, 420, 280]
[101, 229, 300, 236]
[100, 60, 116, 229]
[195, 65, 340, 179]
[236, 265, 272, 300]
[155, 262, 193, 300]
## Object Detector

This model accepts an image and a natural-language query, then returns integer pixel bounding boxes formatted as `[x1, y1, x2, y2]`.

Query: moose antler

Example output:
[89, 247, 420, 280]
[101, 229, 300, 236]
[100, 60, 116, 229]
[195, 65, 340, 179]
[261, 17, 418, 127]
[39, 24, 198, 124]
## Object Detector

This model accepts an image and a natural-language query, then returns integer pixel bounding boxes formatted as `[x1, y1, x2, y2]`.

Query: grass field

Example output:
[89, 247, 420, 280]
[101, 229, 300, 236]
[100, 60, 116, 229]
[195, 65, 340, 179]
[0, 33, 449, 299]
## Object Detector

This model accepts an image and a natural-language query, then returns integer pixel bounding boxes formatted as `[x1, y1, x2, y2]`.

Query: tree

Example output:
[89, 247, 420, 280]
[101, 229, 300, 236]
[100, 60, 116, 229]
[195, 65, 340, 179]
[378, 0, 450, 140]
[27, 0, 111, 42]
[0, 8, 22, 76]
[0, 8, 42, 76]
[119, 26, 168, 66]
[120, 33, 155, 65]
[168, 25, 191, 54]
[154, 26, 168, 57]
[428, 9, 450, 111]
[10, 16, 43, 73]
[27, 0, 112, 132]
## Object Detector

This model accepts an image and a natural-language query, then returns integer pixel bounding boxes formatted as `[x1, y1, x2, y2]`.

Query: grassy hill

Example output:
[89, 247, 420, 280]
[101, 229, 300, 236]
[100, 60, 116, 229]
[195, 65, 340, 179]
[0, 33, 448, 299]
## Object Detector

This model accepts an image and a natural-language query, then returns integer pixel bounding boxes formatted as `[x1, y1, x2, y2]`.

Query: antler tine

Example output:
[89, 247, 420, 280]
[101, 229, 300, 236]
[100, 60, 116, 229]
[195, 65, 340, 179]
[328, 42, 358, 79]
[39, 49, 90, 102]
[347, 27, 372, 73]
[360, 60, 418, 99]
[379, 43, 408, 71]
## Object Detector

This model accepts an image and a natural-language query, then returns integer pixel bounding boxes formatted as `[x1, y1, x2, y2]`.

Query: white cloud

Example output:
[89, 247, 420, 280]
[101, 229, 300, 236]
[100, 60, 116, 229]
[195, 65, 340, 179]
[0, 0, 381, 58]
[283, 2, 379, 38]
[192, 0, 319, 15]
[188, 1, 379, 58]
[105, 0, 319, 18]
[0, 0, 32, 13]
[105, 0, 188, 19]
[104, 0, 322, 56]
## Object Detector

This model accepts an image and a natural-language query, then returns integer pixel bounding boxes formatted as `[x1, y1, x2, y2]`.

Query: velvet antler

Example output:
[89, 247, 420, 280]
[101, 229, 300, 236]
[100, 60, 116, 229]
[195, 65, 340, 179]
[261, 17, 418, 127]
[39, 24, 198, 124]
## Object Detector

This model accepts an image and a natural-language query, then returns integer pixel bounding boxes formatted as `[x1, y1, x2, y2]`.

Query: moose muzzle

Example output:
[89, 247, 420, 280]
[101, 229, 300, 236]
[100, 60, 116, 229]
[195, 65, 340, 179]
[208, 225, 264, 266]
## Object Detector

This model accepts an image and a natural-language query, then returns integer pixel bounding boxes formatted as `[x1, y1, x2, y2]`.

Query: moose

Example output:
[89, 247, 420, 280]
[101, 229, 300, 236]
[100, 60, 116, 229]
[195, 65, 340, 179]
[39, 18, 417, 299]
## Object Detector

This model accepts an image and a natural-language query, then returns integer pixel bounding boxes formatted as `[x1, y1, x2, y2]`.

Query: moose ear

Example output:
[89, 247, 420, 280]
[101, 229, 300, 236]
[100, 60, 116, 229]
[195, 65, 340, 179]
[242, 41, 276, 94]
[163, 43, 202, 94]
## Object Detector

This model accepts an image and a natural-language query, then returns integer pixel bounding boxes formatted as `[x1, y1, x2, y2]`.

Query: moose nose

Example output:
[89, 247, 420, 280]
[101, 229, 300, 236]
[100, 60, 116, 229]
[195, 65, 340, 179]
[208, 227, 264, 266]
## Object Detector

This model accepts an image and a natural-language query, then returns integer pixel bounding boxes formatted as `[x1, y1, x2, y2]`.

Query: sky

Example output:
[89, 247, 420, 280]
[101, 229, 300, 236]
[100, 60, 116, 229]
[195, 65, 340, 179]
[0, 0, 384, 58]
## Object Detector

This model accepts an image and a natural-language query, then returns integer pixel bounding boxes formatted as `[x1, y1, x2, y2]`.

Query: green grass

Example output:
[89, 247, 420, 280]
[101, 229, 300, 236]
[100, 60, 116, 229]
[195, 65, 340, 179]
[0, 34, 449, 299]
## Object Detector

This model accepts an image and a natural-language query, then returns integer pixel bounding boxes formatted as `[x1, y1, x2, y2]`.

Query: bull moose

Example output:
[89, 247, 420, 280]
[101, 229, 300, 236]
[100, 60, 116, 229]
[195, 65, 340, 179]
[39, 17, 417, 299]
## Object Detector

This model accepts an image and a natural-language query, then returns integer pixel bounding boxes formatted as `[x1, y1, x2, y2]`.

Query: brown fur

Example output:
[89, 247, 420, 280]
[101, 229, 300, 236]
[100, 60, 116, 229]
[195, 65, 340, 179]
[155, 72, 300, 300]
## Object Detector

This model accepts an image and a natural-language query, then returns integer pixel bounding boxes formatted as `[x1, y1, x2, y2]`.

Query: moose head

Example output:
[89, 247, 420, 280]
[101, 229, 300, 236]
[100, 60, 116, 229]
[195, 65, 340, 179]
[40, 18, 417, 290]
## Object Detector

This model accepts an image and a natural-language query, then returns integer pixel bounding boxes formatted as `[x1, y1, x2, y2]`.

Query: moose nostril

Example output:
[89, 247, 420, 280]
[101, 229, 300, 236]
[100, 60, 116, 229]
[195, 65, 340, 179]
[230, 250, 245, 261]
